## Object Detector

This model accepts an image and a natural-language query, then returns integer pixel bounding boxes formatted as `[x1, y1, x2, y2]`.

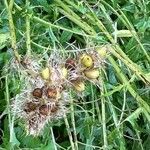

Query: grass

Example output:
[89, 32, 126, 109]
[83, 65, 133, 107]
[0, 0, 150, 150]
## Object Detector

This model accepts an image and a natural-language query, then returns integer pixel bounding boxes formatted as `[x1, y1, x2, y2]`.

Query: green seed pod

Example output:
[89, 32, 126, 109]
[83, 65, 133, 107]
[41, 68, 50, 80]
[84, 69, 99, 79]
[80, 54, 93, 67]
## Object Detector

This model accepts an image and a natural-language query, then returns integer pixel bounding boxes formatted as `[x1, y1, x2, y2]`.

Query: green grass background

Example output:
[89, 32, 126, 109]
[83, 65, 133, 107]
[0, 0, 150, 149]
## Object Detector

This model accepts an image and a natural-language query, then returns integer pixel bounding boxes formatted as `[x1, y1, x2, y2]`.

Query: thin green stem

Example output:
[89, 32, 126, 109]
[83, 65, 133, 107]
[106, 96, 126, 149]
[64, 115, 75, 150]
[5, 76, 10, 137]
[118, 9, 150, 63]
[100, 71, 108, 149]
[55, 0, 96, 35]
[108, 56, 150, 116]
[5, 76, 14, 147]
[25, 0, 31, 56]
[70, 93, 78, 150]
[83, 3, 149, 83]
[118, 88, 127, 125]
[101, 0, 150, 63]
[50, 127, 57, 150]
[95, 101, 102, 123]
[4, 0, 20, 62]
[33, 16, 96, 38]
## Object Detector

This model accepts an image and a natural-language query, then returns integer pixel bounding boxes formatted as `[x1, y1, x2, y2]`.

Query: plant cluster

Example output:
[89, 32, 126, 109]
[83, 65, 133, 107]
[1, 0, 150, 149]
[10, 46, 107, 136]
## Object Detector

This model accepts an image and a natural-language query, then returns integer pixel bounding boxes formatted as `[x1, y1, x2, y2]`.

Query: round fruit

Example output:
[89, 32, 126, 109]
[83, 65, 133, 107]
[80, 54, 93, 67]
[73, 81, 85, 92]
[32, 88, 43, 98]
[84, 69, 99, 79]
[41, 67, 50, 80]
[39, 105, 49, 115]
[65, 59, 76, 70]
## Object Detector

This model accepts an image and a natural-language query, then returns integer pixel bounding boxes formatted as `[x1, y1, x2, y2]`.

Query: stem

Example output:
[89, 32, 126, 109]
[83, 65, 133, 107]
[14, 2, 95, 38]
[63, 0, 149, 84]
[4, 0, 20, 62]
[70, 93, 78, 150]
[55, 0, 96, 35]
[64, 115, 75, 150]
[101, 0, 150, 63]
[118, 88, 127, 125]
[105, 90, 126, 149]
[26, 0, 31, 56]
[83, 3, 149, 84]
[32, 16, 95, 38]
[100, 71, 108, 149]
[108, 56, 150, 116]
[5, 76, 11, 138]
[50, 127, 57, 150]
[5, 75, 15, 147]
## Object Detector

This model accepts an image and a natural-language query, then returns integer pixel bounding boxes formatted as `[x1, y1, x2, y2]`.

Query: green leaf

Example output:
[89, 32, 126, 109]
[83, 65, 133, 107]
[60, 31, 73, 44]
[0, 32, 10, 49]
[124, 108, 142, 128]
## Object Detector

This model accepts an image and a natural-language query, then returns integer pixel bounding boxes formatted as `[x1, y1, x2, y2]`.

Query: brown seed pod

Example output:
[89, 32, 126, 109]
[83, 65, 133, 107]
[24, 102, 37, 112]
[32, 88, 43, 98]
[46, 88, 58, 99]
[39, 105, 50, 116]
[51, 105, 58, 113]
[65, 59, 76, 70]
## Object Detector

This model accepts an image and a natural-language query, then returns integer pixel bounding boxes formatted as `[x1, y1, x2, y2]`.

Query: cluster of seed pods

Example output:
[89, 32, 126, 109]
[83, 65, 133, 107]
[11, 46, 108, 135]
